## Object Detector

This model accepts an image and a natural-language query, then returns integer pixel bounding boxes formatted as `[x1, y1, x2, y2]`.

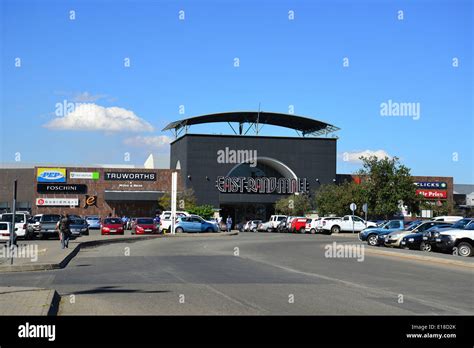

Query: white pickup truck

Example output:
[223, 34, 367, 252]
[321, 215, 376, 234]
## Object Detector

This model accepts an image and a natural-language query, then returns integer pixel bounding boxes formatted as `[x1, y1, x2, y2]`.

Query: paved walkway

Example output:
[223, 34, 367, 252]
[0, 286, 59, 315]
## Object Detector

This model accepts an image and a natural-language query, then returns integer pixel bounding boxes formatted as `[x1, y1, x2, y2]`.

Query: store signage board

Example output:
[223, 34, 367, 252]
[216, 176, 309, 194]
[104, 172, 156, 181]
[37, 184, 87, 194]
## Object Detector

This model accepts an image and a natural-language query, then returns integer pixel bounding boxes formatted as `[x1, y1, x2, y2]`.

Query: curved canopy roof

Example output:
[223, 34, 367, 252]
[162, 111, 340, 137]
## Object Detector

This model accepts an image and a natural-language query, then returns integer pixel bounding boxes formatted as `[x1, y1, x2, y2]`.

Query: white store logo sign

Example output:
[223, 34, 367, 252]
[36, 198, 79, 206]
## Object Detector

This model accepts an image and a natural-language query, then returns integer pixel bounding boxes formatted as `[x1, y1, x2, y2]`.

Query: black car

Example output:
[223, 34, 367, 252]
[401, 223, 452, 250]
[420, 223, 455, 252]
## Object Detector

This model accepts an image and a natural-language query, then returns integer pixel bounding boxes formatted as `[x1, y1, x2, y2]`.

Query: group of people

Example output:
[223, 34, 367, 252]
[216, 215, 233, 232]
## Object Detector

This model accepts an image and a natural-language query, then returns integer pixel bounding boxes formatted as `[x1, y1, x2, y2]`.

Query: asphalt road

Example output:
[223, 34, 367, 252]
[0, 232, 472, 315]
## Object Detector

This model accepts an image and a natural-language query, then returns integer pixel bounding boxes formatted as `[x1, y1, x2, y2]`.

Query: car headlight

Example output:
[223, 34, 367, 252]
[408, 238, 414, 242]
[433, 232, 440, 237]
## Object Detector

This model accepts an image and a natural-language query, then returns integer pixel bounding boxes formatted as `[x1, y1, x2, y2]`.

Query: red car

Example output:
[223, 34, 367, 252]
[291, 217, 309, 234]
[132, 217, 158, 235]
[101, 217, 125, 235]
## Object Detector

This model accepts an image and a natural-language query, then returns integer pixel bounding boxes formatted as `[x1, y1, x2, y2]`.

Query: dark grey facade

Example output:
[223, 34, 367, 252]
[0, 168, 35, 213]
[170, 134, 337, 220]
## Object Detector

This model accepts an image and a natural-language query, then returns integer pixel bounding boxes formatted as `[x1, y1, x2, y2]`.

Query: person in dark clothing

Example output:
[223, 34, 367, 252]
[58, 213, 72, 249]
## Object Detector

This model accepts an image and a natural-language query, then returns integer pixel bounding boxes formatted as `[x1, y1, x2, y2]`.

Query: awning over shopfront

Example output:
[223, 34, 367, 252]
[104, 190, 165, 201]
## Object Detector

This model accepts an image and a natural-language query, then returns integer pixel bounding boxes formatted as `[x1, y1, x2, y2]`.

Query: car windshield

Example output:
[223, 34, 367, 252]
[451, 219, 472, 229]
[104, 218, 122, 224]
[406, 221, 422, 230]
[87, 217, 99, 221]
[137, 218, 154, 224]
[71, 219, 86, 224]
[1, 214, 25, 223]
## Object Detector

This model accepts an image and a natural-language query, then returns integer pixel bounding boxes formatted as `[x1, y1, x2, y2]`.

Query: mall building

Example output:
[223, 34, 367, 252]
[0, 111, 461, 221]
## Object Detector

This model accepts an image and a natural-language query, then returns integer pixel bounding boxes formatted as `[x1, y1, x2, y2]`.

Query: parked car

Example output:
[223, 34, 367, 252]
[257, 221, 274, 232]
[0, 222, 13, 243]
[359, 220, 406, 246]
[0, 213, 31, 239]
[431, 216, 463, 223]
[159, 211, 190, 233]
[383, 221, 451, 248]
[69, 217, 90, 237]
[291, 217, 310, 234]
[85, 216, 101, 229]
[420, 221, 473, 252]
[27, 214, 61, 239]
[433, 223, 474, 257]
[101, 217, 125, 235]
[174, 215, 218, 233]
[276, 218, 290, 233]
[400, 223, 453, 250]
[267, 215, 287, 232]
[247, 220, 262, 232]
[132, 217, 158, 234]
[321, 215, 376, 234]
[305, 218, 320, 234]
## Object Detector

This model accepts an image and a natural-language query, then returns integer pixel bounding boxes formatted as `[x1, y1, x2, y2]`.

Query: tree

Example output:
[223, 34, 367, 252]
[314, 181, 366, 217]
[158, 188, 197, 211]
[275, 194, 312, 216]
[355, 156, 423, 219]
[187, 205, 216, 220]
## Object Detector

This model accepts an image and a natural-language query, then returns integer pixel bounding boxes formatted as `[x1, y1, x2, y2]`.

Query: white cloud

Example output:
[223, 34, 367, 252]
[44, 103, 154, 132]
[341, 150, 391, 164]
[123, 135, 172, 150]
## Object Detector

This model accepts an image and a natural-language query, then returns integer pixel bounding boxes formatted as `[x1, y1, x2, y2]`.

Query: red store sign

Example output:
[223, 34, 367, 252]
[416, 189, 447, 199]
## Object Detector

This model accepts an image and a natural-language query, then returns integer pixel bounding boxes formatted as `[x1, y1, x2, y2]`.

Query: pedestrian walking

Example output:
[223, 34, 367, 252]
[226, 216, 232, 232]
[58, 213, 71, 249]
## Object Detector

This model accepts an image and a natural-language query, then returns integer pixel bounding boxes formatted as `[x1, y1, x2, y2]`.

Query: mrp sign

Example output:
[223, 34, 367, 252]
[414, 181, 447, 189]
[416, 189, 447, 199]
[37, 168, 67, 183]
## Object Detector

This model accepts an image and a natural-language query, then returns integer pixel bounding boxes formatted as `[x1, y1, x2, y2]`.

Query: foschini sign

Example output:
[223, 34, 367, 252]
[104, 172, 157, 181]
[216, 176, 309, 194]
[37, 184, 87, 194]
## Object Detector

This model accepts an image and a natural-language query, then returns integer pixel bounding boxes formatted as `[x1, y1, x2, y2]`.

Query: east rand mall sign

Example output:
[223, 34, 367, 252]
[216, 176, 309, 194]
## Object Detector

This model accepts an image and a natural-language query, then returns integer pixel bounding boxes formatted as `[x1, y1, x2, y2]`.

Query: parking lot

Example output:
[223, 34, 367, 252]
[1, 231, 472, 315]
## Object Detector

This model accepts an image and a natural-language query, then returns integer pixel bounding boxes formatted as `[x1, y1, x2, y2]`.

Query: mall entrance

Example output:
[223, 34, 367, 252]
[219, 203, 275, 225]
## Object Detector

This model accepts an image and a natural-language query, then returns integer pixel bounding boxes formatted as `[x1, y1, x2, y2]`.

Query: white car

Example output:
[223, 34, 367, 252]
[257, 221, 274, 232]
[321, 215, 376, 234]
[267, 215, 287, 231]
[431, 216, 463, 223]
[436, 224, 474, 257]
[305, 218, 320, 234]
[0, 222, 13, 243]
[0, 213, 30, 239]
[159, 211, 190, 233]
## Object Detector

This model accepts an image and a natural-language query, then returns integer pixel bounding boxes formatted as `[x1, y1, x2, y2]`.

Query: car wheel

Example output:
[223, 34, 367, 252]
[331, 225, 340, 234]
[300, 227, 305, 234]
[456, 242, 473, 257]
[176, 227, 184, 234]
[367, 234, 378, 246]
[252, 228, 257, 232]
[267, 228, 272, 233]
[310, 228, 316, 234]
[420, 242, 431, 252]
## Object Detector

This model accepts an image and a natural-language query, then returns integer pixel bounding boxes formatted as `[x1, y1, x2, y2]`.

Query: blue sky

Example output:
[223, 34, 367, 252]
[1, 0, 472, 183]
